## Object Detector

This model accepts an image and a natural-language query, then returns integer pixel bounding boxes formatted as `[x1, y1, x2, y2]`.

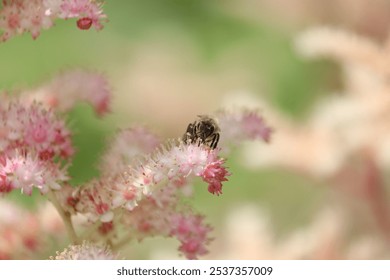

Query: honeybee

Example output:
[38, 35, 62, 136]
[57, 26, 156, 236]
[182, 115, 220, 149]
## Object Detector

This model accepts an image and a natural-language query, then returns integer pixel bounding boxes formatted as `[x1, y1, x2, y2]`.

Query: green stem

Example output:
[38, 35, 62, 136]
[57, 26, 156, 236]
[47, 190, 79, 244]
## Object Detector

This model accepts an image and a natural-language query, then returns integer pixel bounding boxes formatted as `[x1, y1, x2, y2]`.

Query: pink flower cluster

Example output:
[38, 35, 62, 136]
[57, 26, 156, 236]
[63, 142, 230, 222]
[52, 126, 223, 259]
[59, 0, 106, 30]
[217, 109, 273, 147]
[0, 150, 68, 195]
[201, 155, 230, 195]
[0, 100, 73, 158]
[119, 142, 230, 204]
[0, 69, 111, 194]
[170, 213, 212, 259]
[120, 184, 212, 259]
[0, 0, 106, 42]
[0, 100, 72, 194]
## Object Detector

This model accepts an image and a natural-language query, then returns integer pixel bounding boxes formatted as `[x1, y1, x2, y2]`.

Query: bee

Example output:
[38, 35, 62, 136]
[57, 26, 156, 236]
[182, 115, 220, 149]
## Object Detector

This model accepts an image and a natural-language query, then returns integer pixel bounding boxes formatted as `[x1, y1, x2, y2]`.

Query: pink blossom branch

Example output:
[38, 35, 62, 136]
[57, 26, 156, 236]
[295, 27, 390, 76]
[117, 141, 230, 205]
[100, 126, 161, 174]
[116, 189, 212, 259]
[63, 142, 230, 224]
[22, 69, 111, 116]
[331, 150, 390, 242]
[216, 109, 273, 149]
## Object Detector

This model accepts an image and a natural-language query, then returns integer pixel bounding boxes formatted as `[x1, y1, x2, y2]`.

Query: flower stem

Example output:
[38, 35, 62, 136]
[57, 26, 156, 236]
[47, 190, 79, 244]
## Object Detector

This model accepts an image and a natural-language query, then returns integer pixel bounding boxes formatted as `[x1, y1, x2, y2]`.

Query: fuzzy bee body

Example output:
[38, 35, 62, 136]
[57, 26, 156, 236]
[182, 115, 220, 149]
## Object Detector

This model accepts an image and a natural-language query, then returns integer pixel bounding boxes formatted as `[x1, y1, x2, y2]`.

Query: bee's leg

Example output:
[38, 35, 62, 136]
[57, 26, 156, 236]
[210, 133, 220, 149]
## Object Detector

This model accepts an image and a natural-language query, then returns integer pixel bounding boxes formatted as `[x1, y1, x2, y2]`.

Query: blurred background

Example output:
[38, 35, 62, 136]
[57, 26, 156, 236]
[2, 0, 390, 259]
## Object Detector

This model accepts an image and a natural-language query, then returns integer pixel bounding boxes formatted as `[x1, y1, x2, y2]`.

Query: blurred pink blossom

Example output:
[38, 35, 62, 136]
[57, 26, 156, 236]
[0, 200, 65, 259]
[100, 126, 161, 173]
[207, 205, 388, 260]
[217, 109, 273, 148]
[23, 69, 111, 116]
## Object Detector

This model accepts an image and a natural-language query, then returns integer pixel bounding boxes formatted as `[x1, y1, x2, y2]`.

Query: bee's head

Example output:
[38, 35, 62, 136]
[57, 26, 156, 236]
[197, 115, 218, 135]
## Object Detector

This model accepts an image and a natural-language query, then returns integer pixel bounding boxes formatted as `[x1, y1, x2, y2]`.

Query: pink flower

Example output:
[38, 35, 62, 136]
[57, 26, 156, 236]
[0, 151, 44, 195]
[0, 0, 106, 42]
[120, 193, 212, 259]
[201, 159, 230, 195]
[0, 100, 73, 159]
[0, 98, 71, 195]
[170, 214, 212, 259]
[0, 150, 68, 195]
[115, 143, 230, 209]
[59, 0, 106, 30]
[70, 179, 115, 222]
[179, 239, 208, 260]
[217, 109, 273, 146]
[0, 0, 51, 41]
